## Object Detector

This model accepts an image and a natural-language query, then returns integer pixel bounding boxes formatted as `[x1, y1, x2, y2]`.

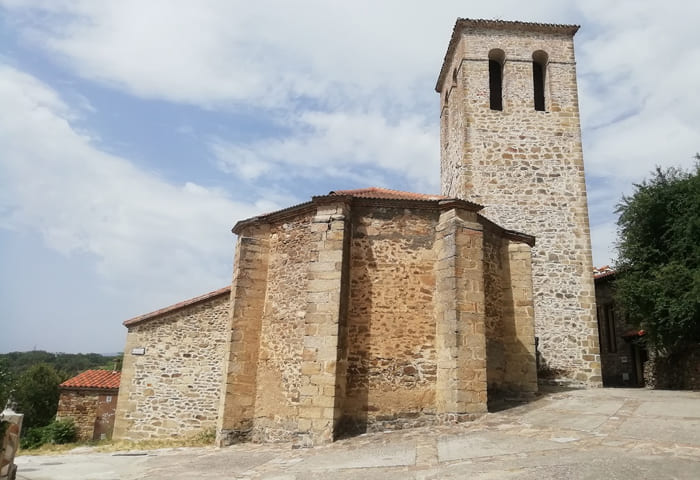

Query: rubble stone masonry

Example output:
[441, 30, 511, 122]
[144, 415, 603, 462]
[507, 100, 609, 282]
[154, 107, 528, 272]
[216, 194, 536, 445]
[342, 206, 439, 431]
[56, 389, 118, 441]
[437, 20, 601, 385]
[113, 291, 230, 440]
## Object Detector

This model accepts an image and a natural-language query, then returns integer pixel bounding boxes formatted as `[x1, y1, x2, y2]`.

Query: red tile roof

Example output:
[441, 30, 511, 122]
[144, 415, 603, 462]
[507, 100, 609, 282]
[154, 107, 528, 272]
[621, 329, 646, 338]
[593, 265, 616, 280]
[60, 370, 121, 390]
[123, 286, 231, 327]
[329, 187, 446, 201]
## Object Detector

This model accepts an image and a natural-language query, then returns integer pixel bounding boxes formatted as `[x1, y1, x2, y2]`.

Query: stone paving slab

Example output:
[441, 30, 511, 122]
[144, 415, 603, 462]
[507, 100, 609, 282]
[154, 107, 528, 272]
[15, 388, 700, 480]
[288, 442, 416, 471]
[634, 400, 700, 418]
[617, 417, 700, 446]
[519, 410, 610, 432]
[437, 431, 568, 461]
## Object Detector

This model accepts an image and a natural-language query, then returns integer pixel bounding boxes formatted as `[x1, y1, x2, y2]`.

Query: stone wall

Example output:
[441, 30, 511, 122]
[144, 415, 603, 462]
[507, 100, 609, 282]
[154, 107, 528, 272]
[56, 389, 118, 441]
[482, 223, 507, 389]
[342, 206, 438, 432]
[644, 347, 700, 390]
[113, 291, 230, 440]
[217, 226, 270, 445]
[217, 195, 536, 445]
[438, 22, 601, 385]
[433, 207, 488, 420]
[252, 212, 314, 442]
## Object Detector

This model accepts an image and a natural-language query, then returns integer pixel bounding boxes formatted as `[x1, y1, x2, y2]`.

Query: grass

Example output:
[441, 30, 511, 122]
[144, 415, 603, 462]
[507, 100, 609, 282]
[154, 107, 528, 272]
[17, 427, 216, 456]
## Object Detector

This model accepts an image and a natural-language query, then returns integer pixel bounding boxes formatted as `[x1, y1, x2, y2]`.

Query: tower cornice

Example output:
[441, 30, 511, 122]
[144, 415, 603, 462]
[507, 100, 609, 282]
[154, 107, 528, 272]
[436, 18, 579, 92]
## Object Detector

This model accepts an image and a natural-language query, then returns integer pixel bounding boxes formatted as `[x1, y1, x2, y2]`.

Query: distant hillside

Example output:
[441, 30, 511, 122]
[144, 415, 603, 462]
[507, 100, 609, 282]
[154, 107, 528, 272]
[0, 350, 122, 380]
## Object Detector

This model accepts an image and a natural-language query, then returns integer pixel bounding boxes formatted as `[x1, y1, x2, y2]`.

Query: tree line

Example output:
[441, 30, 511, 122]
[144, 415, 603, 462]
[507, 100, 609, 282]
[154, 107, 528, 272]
[0, 351, 122, 431]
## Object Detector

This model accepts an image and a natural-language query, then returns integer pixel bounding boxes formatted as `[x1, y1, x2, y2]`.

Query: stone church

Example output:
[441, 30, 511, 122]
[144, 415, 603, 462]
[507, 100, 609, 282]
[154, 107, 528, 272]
[113, 18, 601, 446]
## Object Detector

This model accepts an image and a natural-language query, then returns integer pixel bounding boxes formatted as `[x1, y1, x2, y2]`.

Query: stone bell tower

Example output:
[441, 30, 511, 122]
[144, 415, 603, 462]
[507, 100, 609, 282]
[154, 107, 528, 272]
[436, 19, 601, 385]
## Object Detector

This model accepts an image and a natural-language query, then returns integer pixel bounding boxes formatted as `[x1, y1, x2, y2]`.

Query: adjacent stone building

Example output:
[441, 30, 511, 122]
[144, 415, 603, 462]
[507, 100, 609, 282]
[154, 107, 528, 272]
[114, 17, 602, 446]
[56, 370, 121, 441]
[594, 267, 646, 387]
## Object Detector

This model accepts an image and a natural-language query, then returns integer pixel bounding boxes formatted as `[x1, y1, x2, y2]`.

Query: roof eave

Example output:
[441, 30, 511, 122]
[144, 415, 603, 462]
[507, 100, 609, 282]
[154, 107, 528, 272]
[123, 286, 231, 327]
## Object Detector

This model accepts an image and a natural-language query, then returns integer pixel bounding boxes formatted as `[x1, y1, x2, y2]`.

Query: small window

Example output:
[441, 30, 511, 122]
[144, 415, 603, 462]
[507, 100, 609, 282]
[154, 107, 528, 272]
[532, 50, 548, 111]
[488, 49, 505, 111]
[106, 395, 112, 403]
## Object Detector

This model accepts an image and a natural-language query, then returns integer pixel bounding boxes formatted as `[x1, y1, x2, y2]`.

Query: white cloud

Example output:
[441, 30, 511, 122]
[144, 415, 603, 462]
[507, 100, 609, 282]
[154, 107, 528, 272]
[210, 110, 439, 192]
[576, 0, 700, 183]
[0, 64, 266, 306]
[1, 0, 698, 293]
[0, 0, 570, 110]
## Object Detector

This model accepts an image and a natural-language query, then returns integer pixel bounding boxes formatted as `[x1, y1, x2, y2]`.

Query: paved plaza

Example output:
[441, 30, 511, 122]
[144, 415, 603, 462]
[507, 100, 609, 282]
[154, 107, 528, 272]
[16, 387, 700, 479]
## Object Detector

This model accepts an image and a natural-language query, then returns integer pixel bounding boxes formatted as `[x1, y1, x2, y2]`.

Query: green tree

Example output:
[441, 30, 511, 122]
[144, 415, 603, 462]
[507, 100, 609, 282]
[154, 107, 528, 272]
[12, 363, 62, 430]
[0, 358, 13, 410]
[615, 157, 700, 354]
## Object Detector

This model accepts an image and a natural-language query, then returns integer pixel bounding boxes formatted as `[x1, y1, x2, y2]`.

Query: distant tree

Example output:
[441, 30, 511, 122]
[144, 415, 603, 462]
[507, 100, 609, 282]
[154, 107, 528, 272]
[615, 157, 700, 355]
[0, 358, 12, 410]
[0, 351, 121, 378]
[12, 363, 62, 430]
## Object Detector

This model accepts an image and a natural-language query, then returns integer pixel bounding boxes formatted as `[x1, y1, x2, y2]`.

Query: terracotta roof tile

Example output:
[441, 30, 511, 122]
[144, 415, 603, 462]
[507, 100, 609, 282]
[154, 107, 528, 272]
[593, 265, 616, 280]
[60, 370, 121, 390]
[123, 286, 231, 327]
[329, 187, 446, 201]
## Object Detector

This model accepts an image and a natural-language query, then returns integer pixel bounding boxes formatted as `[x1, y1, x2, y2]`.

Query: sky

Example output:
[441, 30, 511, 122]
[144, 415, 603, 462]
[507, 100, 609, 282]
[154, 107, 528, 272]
[1, 0, 698, 354]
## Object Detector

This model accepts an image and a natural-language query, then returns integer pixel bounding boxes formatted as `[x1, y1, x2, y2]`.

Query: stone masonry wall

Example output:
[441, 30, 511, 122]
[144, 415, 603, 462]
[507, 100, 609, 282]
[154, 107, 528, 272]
[433, 207, 488, 418]
[113, 293, 230, 440]
[57, 389, 117, 441]
[439, 25, 601, 385]
[217, 225, 270, 445]
[251, 213, 315, 442]
[342, 206, 438, 432]
[645, 347, 700, 390]
[482, 223, 507, 390]
[217, 196, 536, 445]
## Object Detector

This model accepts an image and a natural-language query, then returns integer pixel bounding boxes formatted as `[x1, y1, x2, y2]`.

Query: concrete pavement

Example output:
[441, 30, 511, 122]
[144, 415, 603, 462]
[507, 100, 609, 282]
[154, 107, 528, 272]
[16, 387, 700, 479]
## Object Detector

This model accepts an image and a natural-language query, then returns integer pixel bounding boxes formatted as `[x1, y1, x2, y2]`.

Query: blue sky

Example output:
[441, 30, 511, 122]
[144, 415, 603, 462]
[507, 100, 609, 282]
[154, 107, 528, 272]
[1, 0, 698, 354]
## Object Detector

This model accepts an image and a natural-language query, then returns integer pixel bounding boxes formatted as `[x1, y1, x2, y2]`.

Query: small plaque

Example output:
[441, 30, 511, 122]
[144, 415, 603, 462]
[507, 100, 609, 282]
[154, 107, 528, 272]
[131, 347, 146, 355]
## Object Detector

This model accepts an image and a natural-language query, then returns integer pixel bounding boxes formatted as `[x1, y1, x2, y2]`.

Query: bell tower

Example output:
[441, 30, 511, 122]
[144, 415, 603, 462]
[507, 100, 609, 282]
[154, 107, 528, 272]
[436, 19, 601, 385]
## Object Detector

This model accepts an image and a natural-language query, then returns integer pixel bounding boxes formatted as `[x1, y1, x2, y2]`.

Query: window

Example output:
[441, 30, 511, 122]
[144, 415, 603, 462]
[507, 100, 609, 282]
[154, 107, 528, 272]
[532, 50, 548, 111]
[105, 395, 112, 403]
[488, 49, 505, 111]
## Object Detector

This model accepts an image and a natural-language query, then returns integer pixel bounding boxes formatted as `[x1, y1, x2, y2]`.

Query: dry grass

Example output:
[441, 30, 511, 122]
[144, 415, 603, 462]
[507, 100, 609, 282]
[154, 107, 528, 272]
[17, 427, 216, 456]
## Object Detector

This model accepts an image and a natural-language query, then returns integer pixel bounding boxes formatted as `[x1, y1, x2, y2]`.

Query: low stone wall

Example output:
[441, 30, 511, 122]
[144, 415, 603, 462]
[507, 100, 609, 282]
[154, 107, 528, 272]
[644, 346, 700, 390]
